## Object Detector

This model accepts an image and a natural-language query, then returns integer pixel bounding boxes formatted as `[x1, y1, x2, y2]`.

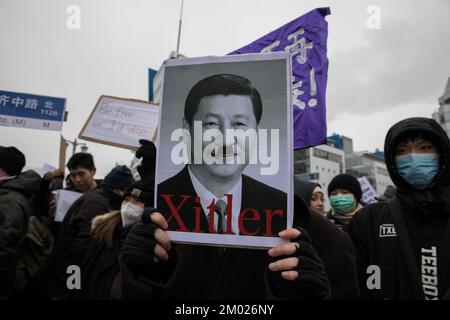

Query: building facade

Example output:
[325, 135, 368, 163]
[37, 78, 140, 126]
[345, 152, 393, 196]
[294, 143, 345, 210]
[432, 77, 450, 138]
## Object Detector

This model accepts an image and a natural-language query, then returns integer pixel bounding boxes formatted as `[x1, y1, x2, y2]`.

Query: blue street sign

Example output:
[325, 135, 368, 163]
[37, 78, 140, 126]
[0, 90, 66, 131]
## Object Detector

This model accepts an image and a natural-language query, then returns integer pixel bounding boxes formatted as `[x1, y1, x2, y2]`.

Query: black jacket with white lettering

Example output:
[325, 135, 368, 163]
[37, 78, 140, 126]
[347, 118, 450, 300]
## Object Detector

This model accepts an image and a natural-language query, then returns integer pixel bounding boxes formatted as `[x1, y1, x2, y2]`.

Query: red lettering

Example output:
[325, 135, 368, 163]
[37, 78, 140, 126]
[264, 209, 284, 237]
[207, 200, 217, 233]
[238, 208, 261, 236]
[224, 194, 234, 234]
[127, 127, 147, 137]
[160, 194, 189, 232]
[192, 196, 203, 233]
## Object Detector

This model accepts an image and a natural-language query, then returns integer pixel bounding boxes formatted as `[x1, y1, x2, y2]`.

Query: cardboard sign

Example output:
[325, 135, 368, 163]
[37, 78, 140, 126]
[79, 95, 159, 150]
[0, 90, 66, 131]
[154, 52, 293, 248]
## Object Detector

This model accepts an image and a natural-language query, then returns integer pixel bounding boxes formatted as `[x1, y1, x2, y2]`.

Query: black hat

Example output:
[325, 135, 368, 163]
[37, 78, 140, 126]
[0, 146, 26, 176]
[102, 165, 135, 190]
[294, 177, 322, 204]
[122, 181, 145, 202]
[328, 173, 362, 202]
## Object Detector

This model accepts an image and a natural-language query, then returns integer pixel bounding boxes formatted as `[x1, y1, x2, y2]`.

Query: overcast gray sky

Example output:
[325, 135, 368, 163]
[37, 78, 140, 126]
[1, 0, 449, 177]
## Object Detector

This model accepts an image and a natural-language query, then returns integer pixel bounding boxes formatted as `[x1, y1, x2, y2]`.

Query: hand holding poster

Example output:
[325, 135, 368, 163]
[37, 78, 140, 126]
[155, 52, 293, 248]
[79, 95, 159, 150]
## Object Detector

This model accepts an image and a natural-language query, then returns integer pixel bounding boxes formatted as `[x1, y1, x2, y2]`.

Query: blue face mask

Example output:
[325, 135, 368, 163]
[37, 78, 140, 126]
[395, 153, 440, 190]
[330, 194, 355, 214]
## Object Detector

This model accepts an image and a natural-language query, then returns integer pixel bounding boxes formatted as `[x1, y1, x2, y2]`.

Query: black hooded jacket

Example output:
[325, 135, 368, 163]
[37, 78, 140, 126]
[294, 178, 321, 205]
[348, 117, 450, 300]
[51, 185, 122, 299]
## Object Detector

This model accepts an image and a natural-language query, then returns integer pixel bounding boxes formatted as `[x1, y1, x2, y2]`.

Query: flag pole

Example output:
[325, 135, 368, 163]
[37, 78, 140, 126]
[176, 0, 184, 58]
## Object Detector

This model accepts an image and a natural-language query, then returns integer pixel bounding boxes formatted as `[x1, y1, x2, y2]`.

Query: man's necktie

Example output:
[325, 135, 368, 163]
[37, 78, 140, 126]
[214, 199, 228, 233]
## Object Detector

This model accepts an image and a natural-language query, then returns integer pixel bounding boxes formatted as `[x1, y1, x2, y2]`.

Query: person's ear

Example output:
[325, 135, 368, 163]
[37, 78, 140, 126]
[91, 167, 97, 176]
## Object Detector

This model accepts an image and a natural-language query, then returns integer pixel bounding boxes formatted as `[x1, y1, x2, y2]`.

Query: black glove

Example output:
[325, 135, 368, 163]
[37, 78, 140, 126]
[120, 208, 175, 279]
[268, 227, 331, 300]
[135, 139, 156, 163]
[135, 140, 156, 195]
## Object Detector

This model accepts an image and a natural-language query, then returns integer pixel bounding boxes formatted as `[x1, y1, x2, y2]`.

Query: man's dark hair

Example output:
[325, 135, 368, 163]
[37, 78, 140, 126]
[397, 131, 434, 144]
[395, 131, 440, 152]
[184, 74, 263, 126]
[67, 153, 95, 171]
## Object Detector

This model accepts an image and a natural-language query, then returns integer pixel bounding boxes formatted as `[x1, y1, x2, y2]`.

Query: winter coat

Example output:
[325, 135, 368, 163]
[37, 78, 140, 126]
[326, 203, 364, 232]
[348, 117, 450, 300]
[112, 196, 360, 300]
[0, 170, 41, 299]
[51, 186, 122, 299]
[76, 212, 128, 300]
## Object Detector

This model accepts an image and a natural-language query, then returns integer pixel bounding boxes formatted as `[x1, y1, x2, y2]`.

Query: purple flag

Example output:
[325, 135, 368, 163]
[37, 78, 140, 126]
[230, 7, 330, 150]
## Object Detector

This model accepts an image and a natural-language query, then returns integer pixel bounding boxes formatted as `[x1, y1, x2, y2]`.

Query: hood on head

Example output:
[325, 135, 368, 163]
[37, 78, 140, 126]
[294, 177, 321, 204]
[384, 117, 450, 191]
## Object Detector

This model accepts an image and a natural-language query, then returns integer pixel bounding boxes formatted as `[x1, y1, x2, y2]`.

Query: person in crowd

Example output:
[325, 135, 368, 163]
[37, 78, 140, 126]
[294, 177, 325, 215]
[36, 153, 99, 239]
[348, 117, 450, 300]
[66, 153, 98, 193]
[326, 174, 364, 231]
[78, 181, 148, 299]
[112, 182, 360, 299]
[51, 165, 135, 299]
[0, 146, 41, 299]
[76, 141, 156, 300]
[375, 185, 397, 202]
[33, 169, 64, 220]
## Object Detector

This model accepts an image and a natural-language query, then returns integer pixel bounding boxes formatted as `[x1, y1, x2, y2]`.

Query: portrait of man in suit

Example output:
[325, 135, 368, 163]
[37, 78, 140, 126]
[157, 73, 287, 237]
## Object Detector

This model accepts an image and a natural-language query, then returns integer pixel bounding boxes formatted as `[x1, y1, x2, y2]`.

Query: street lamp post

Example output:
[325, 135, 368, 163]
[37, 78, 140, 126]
[65, 138, 88, 156]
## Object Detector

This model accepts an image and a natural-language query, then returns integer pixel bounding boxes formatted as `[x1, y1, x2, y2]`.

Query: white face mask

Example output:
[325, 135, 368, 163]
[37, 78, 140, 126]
[121, 202, 144, 228]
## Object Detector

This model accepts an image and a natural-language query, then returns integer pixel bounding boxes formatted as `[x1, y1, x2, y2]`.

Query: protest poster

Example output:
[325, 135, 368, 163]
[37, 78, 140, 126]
[0, 90, 66, 131]
[230, 7, 330, 150]
[358, 176, 378, 204]
[53, 189, 83, 222]
[79, 95, 159, 150]
[155, 52, 293, 248]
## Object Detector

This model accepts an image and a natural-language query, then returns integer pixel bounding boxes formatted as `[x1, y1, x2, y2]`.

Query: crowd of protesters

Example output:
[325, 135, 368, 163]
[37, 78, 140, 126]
[0, 116, 449, 300]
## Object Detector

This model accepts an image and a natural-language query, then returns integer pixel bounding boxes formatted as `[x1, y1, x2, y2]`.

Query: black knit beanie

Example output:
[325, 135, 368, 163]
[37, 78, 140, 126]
[0, 146, 26, 175]
[102, 165, 135, 190]
[328, 173, 362, 202]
